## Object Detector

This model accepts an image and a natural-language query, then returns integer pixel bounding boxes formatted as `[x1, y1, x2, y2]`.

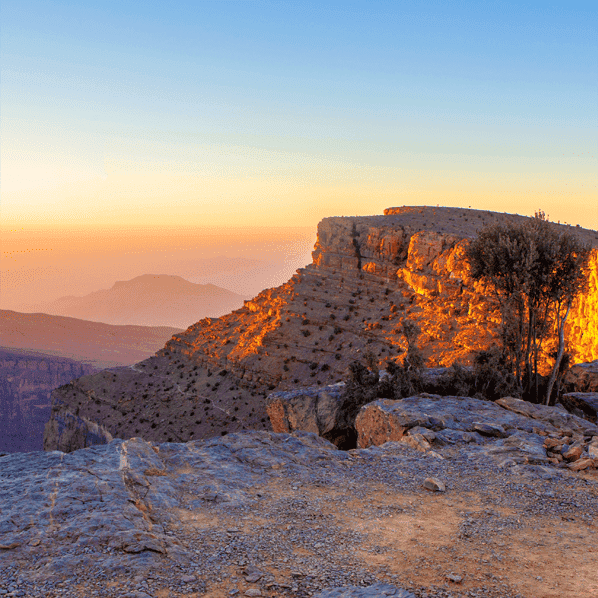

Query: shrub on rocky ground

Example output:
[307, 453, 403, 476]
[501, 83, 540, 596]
[342, 347, 526, 406]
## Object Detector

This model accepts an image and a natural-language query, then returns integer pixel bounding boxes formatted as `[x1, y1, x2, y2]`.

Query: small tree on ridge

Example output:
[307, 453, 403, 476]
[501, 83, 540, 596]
[466, 211, 591, 404]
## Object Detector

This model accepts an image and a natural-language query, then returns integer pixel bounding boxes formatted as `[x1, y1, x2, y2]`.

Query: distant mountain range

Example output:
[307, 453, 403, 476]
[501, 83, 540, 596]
[31, 274, 249, 329]
[0, 309, 182, 369]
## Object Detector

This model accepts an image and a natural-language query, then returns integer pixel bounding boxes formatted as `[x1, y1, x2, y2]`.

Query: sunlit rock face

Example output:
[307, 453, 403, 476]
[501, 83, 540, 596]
[46, 207, 598, 451]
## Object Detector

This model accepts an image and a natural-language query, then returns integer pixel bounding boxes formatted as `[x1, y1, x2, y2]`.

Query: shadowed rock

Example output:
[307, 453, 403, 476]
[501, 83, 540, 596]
[267, 383, 358, 449]
[560, 392, 598, 423]
[564, 360, 598, 393]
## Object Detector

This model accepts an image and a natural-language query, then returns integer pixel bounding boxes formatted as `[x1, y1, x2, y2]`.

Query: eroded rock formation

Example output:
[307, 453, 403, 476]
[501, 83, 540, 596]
[355, 394, 598, 470]
[45, 207, 598, 452]
[0, 349, 96, 453]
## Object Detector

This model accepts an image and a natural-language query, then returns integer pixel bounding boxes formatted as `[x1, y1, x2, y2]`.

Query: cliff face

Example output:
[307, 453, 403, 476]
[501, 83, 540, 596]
[0, 349, 96, 453]
[45, 207, 598, 452]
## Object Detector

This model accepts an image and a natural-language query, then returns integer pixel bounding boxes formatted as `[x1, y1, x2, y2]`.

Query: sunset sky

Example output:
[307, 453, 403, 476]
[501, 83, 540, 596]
[1, 1, 597, 307]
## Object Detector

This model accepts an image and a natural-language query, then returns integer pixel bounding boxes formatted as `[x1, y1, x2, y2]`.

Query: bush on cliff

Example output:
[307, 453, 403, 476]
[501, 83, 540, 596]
[341, 320, 426, 412]
[466, 211, 591, 405]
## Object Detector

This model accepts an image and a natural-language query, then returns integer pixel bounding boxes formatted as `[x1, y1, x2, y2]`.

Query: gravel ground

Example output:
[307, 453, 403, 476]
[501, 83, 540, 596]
[1, 431, 596, 598]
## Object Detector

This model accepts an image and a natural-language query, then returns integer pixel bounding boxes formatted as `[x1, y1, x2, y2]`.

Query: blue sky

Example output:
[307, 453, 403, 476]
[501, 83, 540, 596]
[2, 0, 596, 229]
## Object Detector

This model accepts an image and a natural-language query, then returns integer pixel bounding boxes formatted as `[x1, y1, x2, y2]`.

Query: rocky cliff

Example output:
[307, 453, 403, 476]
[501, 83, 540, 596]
[0, 349, 97, 453]
[45, 207, 598, 452]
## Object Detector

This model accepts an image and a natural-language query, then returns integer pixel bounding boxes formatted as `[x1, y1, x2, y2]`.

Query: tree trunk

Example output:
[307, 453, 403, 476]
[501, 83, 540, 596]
[545, 302, 571, 405]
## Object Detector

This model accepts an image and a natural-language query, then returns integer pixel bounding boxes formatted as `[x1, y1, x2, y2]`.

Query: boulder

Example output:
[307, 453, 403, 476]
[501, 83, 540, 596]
[563, 360, 598, 393]
[560, 392, 598, 423]
[355, 394, 546, 450]
[423, 477, 446, 492]
[496, 396, 598, 437]
[266, 383, 356, 449]
[353, 394, 598, 467]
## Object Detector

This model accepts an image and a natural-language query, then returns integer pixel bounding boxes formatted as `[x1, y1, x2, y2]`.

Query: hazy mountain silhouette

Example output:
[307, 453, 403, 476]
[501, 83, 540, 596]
[1, 309, 183, 368]
[162, 255, 312, 297]
[34, 274, 249, 329]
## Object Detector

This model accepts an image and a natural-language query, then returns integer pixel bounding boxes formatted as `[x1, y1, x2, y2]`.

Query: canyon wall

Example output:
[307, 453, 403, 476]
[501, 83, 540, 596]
[45, 207, 598, 451]
[0, 349, 96, 453]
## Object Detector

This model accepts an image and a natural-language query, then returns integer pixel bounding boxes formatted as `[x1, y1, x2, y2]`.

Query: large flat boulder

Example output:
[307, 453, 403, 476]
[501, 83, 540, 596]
[355, 395, 537, 448]
[355, 394, 598, 467]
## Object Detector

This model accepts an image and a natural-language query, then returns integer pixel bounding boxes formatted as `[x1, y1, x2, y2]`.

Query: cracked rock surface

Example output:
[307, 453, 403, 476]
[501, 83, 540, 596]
[2, 427, 597, 598]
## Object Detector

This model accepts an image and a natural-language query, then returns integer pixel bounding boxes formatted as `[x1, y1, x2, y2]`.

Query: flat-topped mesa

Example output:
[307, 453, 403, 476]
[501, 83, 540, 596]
[310, 208, 598, 366]
[45, 207, 598, 452]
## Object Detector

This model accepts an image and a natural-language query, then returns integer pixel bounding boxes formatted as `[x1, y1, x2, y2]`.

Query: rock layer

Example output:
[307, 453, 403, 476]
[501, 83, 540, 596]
[354, 393, 598, 469]
[0, 349, 96, 453]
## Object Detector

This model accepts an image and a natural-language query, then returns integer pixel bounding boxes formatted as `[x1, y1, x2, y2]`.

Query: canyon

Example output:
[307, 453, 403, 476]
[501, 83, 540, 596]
[4, 206, 598, 598]
[44, 207, 598, 453]
[0, 311, 182, 452]
[0, 349, 96, 453]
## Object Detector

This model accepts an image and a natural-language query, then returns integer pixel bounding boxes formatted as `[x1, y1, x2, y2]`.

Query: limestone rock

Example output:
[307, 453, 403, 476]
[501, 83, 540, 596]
[314, 585, 415, 598]
[560, 392, 598, 423]
[423, 477, 446, 492]
[0, 431, 340, 561]
[564, 360, 598, 393]
[563, 445, 583, 462]
[353, 394, 598, 467]
[496, 396, 598, 437]
[355, 394, 541, 449]
[568, 458, 595, 471]
[266, 383, 355, 448]
[472, 422, 507, 437]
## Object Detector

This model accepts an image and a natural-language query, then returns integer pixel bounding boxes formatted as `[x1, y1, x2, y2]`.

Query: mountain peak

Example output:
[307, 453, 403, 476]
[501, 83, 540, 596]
[113, 274, 192, 288]
[38, 274, 247, 328]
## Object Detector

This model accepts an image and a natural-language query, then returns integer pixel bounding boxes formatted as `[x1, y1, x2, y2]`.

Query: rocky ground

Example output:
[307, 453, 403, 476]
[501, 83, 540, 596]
[2, 416, 597, 598]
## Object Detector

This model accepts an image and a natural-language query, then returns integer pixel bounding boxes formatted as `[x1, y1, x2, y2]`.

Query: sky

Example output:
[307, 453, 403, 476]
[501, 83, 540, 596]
[1, 0, 597, 308]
